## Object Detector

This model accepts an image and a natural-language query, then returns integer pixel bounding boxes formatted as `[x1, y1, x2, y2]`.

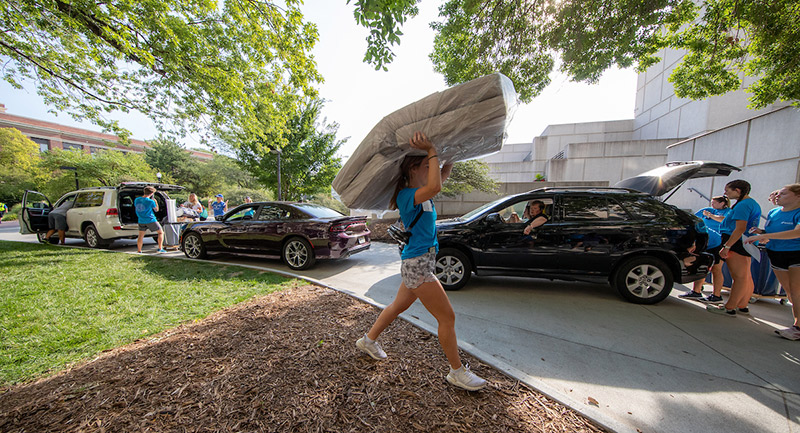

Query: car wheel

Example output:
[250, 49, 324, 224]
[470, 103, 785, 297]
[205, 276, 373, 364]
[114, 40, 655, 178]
[435, 248, 471, 291]
[613, 256, 673, 304]
[283, 237, 315, 271]
[182, 232, 207, 259]
[83, 224, 108, 248]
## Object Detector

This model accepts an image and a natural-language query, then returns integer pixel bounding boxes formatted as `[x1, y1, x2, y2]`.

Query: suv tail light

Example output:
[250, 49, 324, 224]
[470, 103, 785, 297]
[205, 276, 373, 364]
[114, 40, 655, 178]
[106, 208, 119, 216]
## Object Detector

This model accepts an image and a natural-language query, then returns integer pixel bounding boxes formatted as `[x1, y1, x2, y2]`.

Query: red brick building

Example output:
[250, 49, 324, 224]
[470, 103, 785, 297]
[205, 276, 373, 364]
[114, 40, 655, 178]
[0, 103, 214, 160]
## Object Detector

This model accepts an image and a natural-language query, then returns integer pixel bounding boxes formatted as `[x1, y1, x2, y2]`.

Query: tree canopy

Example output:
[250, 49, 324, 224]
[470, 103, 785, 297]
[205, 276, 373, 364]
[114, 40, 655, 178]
[355, 0, 799, 108]
[226, 98, 344, 201]
[0, 0, 321, 141]
[0, 128, 41, 203]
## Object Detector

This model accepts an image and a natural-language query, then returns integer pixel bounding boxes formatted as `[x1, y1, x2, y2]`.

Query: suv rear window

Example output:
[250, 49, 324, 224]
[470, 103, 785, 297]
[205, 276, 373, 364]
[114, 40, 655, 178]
[619, 197, 664, 220]
[74, 191, 105, 208]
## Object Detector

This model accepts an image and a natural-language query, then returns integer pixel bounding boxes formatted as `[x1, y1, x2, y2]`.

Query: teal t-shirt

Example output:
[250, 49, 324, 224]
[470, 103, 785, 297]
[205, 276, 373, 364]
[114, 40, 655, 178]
[397, 188, 438, 259]
[134, 196, 157, 224]
[695, 207, 729, 249]
[763, 206, 800, 251]
[720, 197, 761, 235]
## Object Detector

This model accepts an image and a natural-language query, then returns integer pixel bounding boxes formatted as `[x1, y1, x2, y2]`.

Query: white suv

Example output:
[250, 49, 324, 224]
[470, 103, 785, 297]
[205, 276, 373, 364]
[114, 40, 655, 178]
[20, 182, 184, 248]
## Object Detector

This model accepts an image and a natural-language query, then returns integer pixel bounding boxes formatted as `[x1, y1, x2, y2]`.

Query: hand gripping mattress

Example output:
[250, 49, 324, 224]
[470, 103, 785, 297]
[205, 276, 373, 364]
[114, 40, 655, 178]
[332, 73, 517, 210]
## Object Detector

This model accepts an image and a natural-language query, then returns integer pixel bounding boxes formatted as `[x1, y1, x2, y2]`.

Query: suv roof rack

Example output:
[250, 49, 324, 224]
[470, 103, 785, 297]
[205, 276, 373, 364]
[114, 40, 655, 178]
[77, 186, 117, 191]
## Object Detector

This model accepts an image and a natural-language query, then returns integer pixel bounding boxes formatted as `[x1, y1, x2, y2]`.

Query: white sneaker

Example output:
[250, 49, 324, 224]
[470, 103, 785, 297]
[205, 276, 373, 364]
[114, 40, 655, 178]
[446, 364, 487, 391]
[356, 335, 387, 360]
[776, 326, 800, 341]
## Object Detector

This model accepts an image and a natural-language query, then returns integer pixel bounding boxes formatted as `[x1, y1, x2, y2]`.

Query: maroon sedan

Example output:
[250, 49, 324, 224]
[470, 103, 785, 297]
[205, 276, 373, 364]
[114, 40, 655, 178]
[180, 202, 370, 270]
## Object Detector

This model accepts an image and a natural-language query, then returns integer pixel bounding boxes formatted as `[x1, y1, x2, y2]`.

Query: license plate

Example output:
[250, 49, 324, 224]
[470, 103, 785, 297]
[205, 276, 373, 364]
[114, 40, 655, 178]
[357, 236, 365, 244]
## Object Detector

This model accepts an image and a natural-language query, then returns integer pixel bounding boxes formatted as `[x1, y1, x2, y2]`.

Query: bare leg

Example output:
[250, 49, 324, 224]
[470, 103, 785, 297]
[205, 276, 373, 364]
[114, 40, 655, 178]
[45, 229, 55, 241]
[57, 229, 66, 244]
[773, 268, 800, 327]
[367, 283, 418, 341]
[725, 252, 753, 310]
[710, 262, 724, 297]
[157, 230, 164, 250]
[136, 231, 145, 253]
[412, 280, 461, 370]
[692, 278, 704, 293]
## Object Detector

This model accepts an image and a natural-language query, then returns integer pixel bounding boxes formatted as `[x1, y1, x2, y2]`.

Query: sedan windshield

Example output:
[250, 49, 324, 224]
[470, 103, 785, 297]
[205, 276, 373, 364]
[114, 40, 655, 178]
[294, 203, 344, 218]
[461, 196, 511, 220]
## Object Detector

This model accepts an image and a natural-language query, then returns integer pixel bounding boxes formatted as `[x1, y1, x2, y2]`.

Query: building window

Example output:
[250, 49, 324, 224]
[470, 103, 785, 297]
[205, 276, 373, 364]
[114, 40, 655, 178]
[89, 146, 100, 154]
[63, 143, 83, 151]
[30, 137, 50, 152]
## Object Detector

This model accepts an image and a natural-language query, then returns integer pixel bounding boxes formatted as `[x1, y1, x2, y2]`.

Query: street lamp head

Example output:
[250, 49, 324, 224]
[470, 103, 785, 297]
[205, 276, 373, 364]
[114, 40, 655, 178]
[156, 172, 162, 180]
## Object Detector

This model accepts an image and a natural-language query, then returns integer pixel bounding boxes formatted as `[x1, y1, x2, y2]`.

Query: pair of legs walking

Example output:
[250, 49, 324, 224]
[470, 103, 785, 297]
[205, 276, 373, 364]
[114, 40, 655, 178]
[136, 229, 164, 253]
[358, 278, 487, 390]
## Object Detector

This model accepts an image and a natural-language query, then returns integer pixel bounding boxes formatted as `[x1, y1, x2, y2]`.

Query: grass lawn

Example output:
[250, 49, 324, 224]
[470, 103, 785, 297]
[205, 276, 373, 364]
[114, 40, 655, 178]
[0, 241, 297, 387]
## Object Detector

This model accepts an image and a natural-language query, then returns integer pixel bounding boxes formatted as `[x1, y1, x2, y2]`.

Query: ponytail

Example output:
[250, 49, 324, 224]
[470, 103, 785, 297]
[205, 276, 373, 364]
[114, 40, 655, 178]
[390, 155, 426, 210]
[725, 179, 751, 208]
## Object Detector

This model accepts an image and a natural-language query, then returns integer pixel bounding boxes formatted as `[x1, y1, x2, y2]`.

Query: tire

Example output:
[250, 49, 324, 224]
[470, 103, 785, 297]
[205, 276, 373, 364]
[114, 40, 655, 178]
[613, 256, 673, 304]
[283, 237, 315, 270]
[435, 248, 472, 291]
[83, 224, 109, 248]
[182, 232, 207, 259]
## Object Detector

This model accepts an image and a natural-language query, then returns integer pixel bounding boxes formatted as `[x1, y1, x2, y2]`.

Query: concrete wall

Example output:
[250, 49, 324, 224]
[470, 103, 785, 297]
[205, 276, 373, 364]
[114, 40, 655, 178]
[547, 139, 675, 184]
[661, 107, 800, 215]
[633, 47, 791, 141]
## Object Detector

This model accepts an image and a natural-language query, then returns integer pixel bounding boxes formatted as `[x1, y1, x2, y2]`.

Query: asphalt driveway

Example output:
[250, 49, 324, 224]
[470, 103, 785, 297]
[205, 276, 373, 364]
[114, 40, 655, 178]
[3, 221, 799, 433]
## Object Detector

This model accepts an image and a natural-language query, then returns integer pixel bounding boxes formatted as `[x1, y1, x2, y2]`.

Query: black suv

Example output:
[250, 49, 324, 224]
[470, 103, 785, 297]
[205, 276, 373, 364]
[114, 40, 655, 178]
[433, 187, 714, 304]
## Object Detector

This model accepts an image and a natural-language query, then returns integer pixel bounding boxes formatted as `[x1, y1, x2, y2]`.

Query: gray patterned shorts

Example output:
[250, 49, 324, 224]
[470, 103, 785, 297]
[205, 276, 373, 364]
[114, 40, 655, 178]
[401, 247, 438, 289]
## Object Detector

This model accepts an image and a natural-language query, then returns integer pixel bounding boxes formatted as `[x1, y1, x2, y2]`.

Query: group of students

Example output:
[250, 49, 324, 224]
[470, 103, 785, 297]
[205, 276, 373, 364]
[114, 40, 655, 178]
[680, 180, 800, 341]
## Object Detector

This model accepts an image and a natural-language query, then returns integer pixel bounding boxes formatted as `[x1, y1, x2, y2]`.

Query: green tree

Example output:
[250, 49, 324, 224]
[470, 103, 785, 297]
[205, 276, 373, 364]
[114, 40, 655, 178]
[227, 99, 344, 201]
[348, 0, 420, 70]
[0, 127, 41, 203]
[355, 0, 799, 108]
[0, 0, 321, 140]
[440, 160, 497, 197]
[40, 148, 156, 198]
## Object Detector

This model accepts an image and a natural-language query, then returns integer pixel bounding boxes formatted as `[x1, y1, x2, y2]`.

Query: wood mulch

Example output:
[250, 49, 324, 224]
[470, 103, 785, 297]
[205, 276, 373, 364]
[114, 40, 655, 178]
[0, 284, 604, 432]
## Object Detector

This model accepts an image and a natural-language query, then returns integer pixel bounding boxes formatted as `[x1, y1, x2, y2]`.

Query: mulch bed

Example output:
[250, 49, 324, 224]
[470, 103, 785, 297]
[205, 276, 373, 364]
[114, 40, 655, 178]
[0, 284, 604, 432]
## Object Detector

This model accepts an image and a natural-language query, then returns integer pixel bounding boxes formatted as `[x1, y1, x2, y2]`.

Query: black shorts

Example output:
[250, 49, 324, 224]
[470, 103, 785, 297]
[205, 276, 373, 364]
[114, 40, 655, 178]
[706, 244, 723, 264]
[720, 233, 749, 257]
[766, 249, 800, 271]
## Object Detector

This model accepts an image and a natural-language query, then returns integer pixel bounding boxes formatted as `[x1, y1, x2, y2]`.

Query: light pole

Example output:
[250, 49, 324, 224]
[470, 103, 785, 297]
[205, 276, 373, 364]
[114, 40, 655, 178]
[270, 149, 283, 201]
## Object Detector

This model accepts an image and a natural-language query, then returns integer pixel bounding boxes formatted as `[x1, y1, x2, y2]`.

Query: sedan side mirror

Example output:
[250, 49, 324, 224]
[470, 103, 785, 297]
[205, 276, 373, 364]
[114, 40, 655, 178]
[485, 212, 503, 225]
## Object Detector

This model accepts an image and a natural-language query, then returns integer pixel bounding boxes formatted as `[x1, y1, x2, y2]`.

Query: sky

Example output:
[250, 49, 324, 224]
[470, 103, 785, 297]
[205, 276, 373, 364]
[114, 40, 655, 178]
[0, 0, 638, 162]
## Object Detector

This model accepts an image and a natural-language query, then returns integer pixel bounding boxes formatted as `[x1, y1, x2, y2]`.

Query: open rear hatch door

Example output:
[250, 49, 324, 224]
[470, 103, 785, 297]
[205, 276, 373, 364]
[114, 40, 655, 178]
[614, 161, 741, 198]
[20, 190, 52, 235]
[117, 182, 186, 228]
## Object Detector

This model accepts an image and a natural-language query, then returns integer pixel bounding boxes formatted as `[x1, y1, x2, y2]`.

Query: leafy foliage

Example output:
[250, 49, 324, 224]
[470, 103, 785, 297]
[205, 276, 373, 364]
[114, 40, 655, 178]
[39, 148, 156, 198]
[227, 99, 344, 201]
[440, 160, 497, 197]
[0, 128, 40, 203]
[0, 0, 321, 139]
[360, 0, 798, 108]
[349, 0, 420, 70]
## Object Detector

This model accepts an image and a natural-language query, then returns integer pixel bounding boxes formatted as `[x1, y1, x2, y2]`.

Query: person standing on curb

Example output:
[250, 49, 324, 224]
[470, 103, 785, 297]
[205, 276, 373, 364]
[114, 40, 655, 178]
[135, 186, 165, 254]
[745, 184, 800, 340]
[707, 180, 761, 317]
[355, 131, 488, 391]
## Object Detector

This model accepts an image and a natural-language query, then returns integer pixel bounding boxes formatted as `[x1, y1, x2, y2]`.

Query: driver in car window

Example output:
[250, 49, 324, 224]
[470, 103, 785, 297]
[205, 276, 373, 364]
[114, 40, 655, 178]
[523, 200, 549, 235]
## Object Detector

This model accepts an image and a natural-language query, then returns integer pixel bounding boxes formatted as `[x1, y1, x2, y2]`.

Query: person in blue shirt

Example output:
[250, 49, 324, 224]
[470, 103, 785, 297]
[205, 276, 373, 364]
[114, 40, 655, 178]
[355, 132, 487, 391]
[679, 195, 730, 303]
[746, 184, 800, 340]
[208, 194, 228, 218]
[135, 186, 165, 253]
[707, 180, 761, 317]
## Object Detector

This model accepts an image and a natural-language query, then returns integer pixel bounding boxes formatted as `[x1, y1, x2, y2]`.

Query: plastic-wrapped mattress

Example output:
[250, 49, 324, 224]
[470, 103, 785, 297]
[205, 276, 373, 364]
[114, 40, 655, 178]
[332, 73, 517, 210]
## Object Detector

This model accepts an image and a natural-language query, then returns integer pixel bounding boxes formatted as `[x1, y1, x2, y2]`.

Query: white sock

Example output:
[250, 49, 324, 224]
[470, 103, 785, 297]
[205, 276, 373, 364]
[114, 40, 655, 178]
[363, 334, 375, 344]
